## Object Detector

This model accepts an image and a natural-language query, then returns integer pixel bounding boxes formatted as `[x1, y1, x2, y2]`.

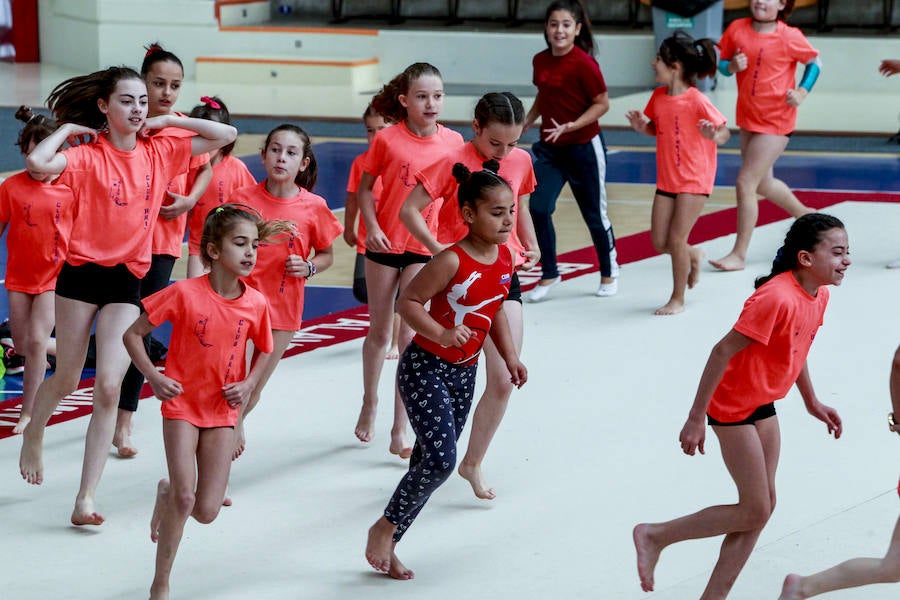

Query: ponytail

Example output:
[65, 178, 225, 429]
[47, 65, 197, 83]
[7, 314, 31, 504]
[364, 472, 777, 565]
[371, 62, 442, 123]
[452, 159, 509, 211]
[658, 30, 718, 84]
[14, 106, 57, 153]
[46, 66, 143, 129]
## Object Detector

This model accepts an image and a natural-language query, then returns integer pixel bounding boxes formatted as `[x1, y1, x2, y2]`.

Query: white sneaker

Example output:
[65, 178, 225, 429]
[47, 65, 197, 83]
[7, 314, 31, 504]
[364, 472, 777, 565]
[527, 276, 562, 302]
[887, 258, 900, 269]
[595, 279, 618, 297]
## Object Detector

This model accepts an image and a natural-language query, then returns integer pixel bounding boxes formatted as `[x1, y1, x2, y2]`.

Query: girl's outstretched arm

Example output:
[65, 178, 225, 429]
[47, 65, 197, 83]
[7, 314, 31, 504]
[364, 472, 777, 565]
[698, 120, 730, 145]
[796, 362, 842, 438]
[143, 114, 237, 157]
[626, 110, 655, 137]
[123, 313, 183, 401]
[25, 122, 97, 176]
[544, 92, 609, 143]
[680, 328, 752, 455]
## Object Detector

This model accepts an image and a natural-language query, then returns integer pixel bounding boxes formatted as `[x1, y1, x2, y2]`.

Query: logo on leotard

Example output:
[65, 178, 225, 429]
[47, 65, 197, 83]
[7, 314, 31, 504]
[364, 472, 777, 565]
[194, 316, 214, 348]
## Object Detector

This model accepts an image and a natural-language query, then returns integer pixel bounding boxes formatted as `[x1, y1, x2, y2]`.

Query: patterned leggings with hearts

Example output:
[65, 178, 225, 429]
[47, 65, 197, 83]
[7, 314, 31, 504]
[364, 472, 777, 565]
[385, 342, 477, 542]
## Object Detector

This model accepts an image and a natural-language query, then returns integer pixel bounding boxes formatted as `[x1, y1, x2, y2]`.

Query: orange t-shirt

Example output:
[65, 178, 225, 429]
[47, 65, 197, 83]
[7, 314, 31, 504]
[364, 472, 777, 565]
[142, 275, 273, 428]
[187, 155, 257, 255]
[362, 121, 464, 255]
[151, 120, 210, 257]
[56, 134, 192, 278]
[413, 244, 512, 366]
[708, 272, 829, 422]
[644, 86, 726, 195]
[0, 172, 75, 294]
[719, 18, 818, 135]
[416, 142, 536, 267]
[232, 182, 343, 331]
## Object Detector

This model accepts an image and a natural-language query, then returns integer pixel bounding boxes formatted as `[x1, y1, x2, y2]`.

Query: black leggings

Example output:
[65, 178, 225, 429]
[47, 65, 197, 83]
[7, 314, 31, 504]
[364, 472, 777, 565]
[118, 254, 177, 412]
[385, 343, 477, 542]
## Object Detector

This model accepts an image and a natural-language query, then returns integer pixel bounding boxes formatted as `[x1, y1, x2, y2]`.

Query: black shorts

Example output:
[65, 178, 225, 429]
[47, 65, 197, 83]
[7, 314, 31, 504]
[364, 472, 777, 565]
[55, 262, 142, 307]
[656, 189, 710, 199]
[708, 402, 776, 427]
[365, 250, 431, 270]
[507, 272, 522, 304]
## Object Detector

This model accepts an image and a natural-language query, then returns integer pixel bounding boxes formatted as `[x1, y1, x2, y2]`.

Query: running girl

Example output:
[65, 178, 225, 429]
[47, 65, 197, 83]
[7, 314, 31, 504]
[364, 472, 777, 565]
[354, 62, 464, 456]
[17, 67, 236, 529]
[366, 163, 527, 580]
[229, 124, 343, 459]
[113, 43, 214, 459]
[400, 91, 539, 498]
[524, 0, 618, 301]
[626, 32, 730, 315]
[123, 204, 289, 600]
[0, 107, 74, 434]
[709, 0, 819, 271]
[634, 213, 848, 597]
[185, 96, 255, 278]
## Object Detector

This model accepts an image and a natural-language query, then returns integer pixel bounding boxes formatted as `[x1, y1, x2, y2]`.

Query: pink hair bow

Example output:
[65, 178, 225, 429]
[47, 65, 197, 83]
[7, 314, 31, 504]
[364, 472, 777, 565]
[200, 96, 222, 110]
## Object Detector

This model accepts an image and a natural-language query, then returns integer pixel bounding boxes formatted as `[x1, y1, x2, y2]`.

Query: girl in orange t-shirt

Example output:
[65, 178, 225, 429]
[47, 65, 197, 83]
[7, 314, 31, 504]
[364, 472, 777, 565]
[0, 107, 74, 434]
[343, 105, 403, 358]
[626, 33, 730, 316]
[229, 124, 343, 460]
[366, 164, 526, 580]
[355, 62, 464, 457]
[709, 0, 820, 272]
[124, 204, 288, 600]
[400, 92, 539, 500]
[186, 96, 256, 278]
[634, 213, 848, 598]
[18, 66, 236, 529]
[114, 43, 215, 460]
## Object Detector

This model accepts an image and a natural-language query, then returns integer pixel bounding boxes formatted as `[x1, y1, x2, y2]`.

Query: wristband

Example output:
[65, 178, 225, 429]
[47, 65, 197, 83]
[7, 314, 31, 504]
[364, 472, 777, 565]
[305, 260, 317, 278]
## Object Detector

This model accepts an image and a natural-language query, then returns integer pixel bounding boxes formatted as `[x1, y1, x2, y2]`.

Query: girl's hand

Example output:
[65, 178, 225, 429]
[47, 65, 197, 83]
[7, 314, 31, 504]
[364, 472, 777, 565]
[626, 110, 647, 133]
[506, 359, 528, 388]
[807, 400, 843, 439]
[64, 124, 99, 147]
[159, 191, 193, 219]
[542, 118, 573, 143]
[342, 228, 357, 247]
[365, 228, 392, 254]
[284, 254, 306, 278]
[222, 380, 253, 409]
[148, 373, 184, 401]
[679, 417, 706, 456]
[730, 50, 747, 73]
[785, 88, 808, 108]
[141, 115, 170, 135]
[879, 59, 900, 77]
[439, 325, 472, 348]
[697, 119, 718, 140]
[518, 248, 540, 271]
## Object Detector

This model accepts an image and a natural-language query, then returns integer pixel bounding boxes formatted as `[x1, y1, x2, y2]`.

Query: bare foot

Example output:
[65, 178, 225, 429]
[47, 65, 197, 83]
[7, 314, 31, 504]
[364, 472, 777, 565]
[388, 550, 414, 580]
[150, 478, 169, 542]
[708, 253, 745, 272]
[385, 346, 399, 360]
[633, 523, 662, 592]
[778, 574, 807, 600]
[365, 517, 396, 574]
[12, 414, 31, 435]
[654, 299, 685, 316]
[149, 581, 169, 600]
[71, 497, 105, 527]
[232, 421, 245, 461]
[688, 247, 704, 289]
[355, 402, 376, 443]
[113, 432, 138, 458]
[389, 429, 412, 459]
[458, 462, 496, 500]
[19, 428, 44, 485]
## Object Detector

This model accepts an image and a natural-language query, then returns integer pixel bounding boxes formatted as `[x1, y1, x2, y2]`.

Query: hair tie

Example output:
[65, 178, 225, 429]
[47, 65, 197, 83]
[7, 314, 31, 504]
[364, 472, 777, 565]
[215, 206, 225, 214]
[201, 96, 222, 110]
[144, 44, 162, 58]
